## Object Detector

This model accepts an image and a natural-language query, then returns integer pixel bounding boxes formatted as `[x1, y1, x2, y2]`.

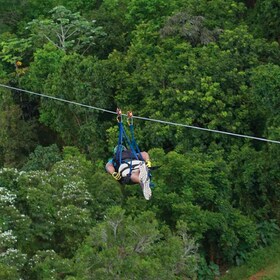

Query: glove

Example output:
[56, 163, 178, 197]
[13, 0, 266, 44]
[146, 160, 152, 168]
[112, 172, 121, 181]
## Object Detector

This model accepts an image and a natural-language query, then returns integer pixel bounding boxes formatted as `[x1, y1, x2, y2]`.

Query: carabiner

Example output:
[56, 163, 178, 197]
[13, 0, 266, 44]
[127, 111, 133, 126]
[116, 108, 122, 123]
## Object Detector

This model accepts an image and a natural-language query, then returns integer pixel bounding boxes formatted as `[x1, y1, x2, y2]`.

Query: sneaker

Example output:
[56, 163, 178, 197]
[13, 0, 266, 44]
[142, 179, 152, 200]
[139, 162, 152, 200]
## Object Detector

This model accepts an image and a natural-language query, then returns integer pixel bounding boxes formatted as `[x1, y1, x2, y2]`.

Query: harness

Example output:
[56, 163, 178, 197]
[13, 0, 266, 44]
[114, 109, 144, 183]
[113, 150, 139, 170]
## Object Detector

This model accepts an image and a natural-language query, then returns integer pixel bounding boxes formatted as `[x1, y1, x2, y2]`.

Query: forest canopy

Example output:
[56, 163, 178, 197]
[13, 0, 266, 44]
[0, 0, 280, 279]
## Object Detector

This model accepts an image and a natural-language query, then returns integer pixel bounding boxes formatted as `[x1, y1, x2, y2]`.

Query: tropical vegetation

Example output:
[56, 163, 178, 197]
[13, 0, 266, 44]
[0, 0, 280, 279]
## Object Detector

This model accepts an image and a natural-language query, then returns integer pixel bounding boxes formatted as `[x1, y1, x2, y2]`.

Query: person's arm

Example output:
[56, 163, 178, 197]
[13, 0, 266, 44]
[106, 161, 121, 180]
[140, 151, 152, 167]
[106, 162, 115, 175]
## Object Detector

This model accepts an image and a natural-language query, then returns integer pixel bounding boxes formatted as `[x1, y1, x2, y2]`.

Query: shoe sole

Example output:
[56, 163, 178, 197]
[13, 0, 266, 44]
[139, 162, 152, 200]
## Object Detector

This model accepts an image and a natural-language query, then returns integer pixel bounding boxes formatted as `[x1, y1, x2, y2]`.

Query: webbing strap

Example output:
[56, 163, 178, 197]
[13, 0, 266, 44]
[129, 124, 143, 161]
[116, 122, 124, 165]
[116, 110, 145, 179]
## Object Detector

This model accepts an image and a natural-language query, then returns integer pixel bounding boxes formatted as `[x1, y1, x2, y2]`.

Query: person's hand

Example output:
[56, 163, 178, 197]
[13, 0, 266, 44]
[146, 160, 152, 168]
[112, 172, 121, 180]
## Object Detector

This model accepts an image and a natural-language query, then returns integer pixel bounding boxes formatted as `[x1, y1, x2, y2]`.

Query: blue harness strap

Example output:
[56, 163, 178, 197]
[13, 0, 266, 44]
[115, 109, 151, 184]
[129, 123, 143, 161]
[115, 121, 124, 165]
[116, 115, 139, 166]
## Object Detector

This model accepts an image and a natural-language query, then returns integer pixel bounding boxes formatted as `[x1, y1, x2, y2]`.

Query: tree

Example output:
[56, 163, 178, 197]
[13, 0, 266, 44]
[160, 12, 222, 47]
[0, 168, 30, 274]
[0, 0, 27, 33]
[19, 43, 65, 93]
[90, 0, 131, 57]
[171, 0, 246, 29]
[73, 206, 199, 279]
[109, 22, 275, 152]
[22, 144, 62, 171]
[29, 250, 74, 280]
[0, 35, 32, 67]
[250, 64, 280, 135]
[228, 143, 280, 238]
[251, 0, 280, 43]
[26, 5, 106, 54]
[126, 0, 175, 27]
[25, 51, 113, 158]
[150, 149, 257, 265]
[0, 90, 37, 167]
[0, 229, 27, 273]
[0, 263, 19, 280]
[16, 170, 58, 252]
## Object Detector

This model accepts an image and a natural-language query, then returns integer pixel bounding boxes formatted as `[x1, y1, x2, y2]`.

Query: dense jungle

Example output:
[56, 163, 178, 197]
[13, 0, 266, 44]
[0, 0, 280, 279]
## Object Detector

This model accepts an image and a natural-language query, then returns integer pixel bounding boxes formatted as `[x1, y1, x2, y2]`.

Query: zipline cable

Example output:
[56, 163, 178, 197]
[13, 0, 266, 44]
[1, 83, 280, 145]
[0, 83, 114, 114]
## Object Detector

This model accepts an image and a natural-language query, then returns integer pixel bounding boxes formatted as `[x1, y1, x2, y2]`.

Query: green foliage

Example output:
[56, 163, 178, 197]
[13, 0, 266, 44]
[20, 43, 65, 92]
[86, 172, 123, 221]
[29, 250, 74, 280]
[0, 149, 113, 260]
[229, 144, 280, 224]
[17, 171, 58, 251]
[0, 90, 37, 167]
[0, 169, 30, 273]
[26, 5, 106, 54]
[90, 0, 132, 56]
[150, 149, 257, 265]
[1, 1, 280, 279]
[126, 0, 175, 27]
[257, 220, 280, 247]
[198, 258, 220, 280]
[0, 35, 32, 65]
[110, 22, 266, 151]
[74, 206, 199, 279]
[250, 0, 280, 41]
[59, 0, 97, 12]
[221, 237, 280, 280]
[0, 263, 19, 280]
[160, 12, 222, 46]
[24, 0, 96, 20]
[24, 0, 58, 19]
[250, 64, 280, 118]
[22, 144, 62, 171]
[56, 205, 92, 257]
[21, 47, 114, 158]
[177, 0, 246, 29]
[0, 226, 27, 272]
[0, 0, 27, 33]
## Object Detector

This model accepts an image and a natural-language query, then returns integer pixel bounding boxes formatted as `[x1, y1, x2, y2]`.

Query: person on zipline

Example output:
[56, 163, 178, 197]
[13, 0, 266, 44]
[105, 145, 152, 200]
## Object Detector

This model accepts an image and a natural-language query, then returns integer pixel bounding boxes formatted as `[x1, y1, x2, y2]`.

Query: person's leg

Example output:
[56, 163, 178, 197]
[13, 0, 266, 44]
[130, 170, 140, 183]
[120, 159, 150, 183]
[128, 162, 152, 200]
[128, 159, 149, 183]
[119, 160, 141, 183]
[138, 162, 152, 200]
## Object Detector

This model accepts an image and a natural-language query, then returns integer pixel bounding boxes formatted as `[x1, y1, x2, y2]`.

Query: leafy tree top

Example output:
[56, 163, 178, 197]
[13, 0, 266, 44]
[26, 5, 106, 54]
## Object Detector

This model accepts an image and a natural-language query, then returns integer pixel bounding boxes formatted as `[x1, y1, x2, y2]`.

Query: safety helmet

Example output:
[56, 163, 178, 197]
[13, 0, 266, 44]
[113, 145, 127, 154]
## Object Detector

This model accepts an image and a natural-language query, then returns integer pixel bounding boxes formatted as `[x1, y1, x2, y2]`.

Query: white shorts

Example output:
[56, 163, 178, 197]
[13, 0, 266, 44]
[118, 160, 143, 177]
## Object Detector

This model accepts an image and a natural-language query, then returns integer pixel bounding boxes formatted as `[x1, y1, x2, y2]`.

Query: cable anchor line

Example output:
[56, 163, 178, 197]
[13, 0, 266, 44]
[0, 83, 280, 145]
